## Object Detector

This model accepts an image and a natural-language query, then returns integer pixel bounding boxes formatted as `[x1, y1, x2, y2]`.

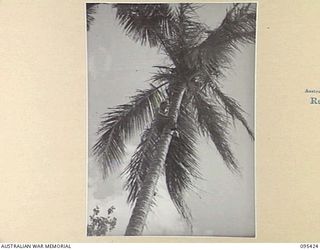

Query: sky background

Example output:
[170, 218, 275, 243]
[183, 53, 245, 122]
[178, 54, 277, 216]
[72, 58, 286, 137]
[87, 3, 255, 237]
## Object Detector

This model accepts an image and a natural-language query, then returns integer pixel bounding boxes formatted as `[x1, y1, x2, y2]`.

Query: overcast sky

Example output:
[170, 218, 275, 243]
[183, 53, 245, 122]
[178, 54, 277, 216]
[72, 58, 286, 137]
[87, 3, 255, 237]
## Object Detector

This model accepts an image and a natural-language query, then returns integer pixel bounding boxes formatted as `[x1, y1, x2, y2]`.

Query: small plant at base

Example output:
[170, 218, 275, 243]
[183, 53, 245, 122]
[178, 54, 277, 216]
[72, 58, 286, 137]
[87, 205, 117, 236]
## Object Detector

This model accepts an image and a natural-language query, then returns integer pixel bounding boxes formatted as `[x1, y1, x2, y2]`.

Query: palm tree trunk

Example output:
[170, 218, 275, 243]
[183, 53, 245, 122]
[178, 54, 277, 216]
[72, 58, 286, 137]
[125, 85, 186, 236]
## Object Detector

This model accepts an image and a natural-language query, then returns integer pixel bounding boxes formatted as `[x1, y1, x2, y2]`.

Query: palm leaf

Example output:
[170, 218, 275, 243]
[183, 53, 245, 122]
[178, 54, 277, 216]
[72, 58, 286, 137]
[150, 67, 176, 86]
[122, 120, 160, 205]
[92, 85, 165, 177]
[165, 99, 200, 227]
[187, 3, 256, 74]
[191, 74, 254, 140]
[87, 3, 99, 31]
[113, 4, 175, 48]
[214, 87, 254, 139]
[172, 4, 207, 49]
[194, 92, 239, 173]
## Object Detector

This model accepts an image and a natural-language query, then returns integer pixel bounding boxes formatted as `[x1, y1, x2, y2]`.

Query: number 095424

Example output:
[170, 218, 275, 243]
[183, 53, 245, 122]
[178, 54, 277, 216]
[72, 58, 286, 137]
[300, 244, 319, 248]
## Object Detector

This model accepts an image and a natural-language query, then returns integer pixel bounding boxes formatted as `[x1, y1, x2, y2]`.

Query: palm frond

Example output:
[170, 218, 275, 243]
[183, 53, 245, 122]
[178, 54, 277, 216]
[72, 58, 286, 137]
[214, 87, 254, 139]
[165, 100, 200, 226]
[172, 4, 207, 49]
[87, 3, 99, 31]
[150, 67, 176, 86]
[194, 92, 239, 173]
[113, 4, 175, 48]
[191, 73, 254, 140]
[121, 120, 161, 205]
[92, 85, 165, 177]
[187, 3, 256, 74]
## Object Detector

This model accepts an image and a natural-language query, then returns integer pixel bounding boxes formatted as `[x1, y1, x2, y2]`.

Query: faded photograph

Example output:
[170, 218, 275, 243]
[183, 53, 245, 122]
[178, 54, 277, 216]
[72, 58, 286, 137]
[87, 3, 256, 236]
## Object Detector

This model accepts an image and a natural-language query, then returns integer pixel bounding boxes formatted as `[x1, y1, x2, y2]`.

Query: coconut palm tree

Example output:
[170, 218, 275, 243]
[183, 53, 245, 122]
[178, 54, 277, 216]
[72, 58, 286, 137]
[90, 3, 256, 236]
